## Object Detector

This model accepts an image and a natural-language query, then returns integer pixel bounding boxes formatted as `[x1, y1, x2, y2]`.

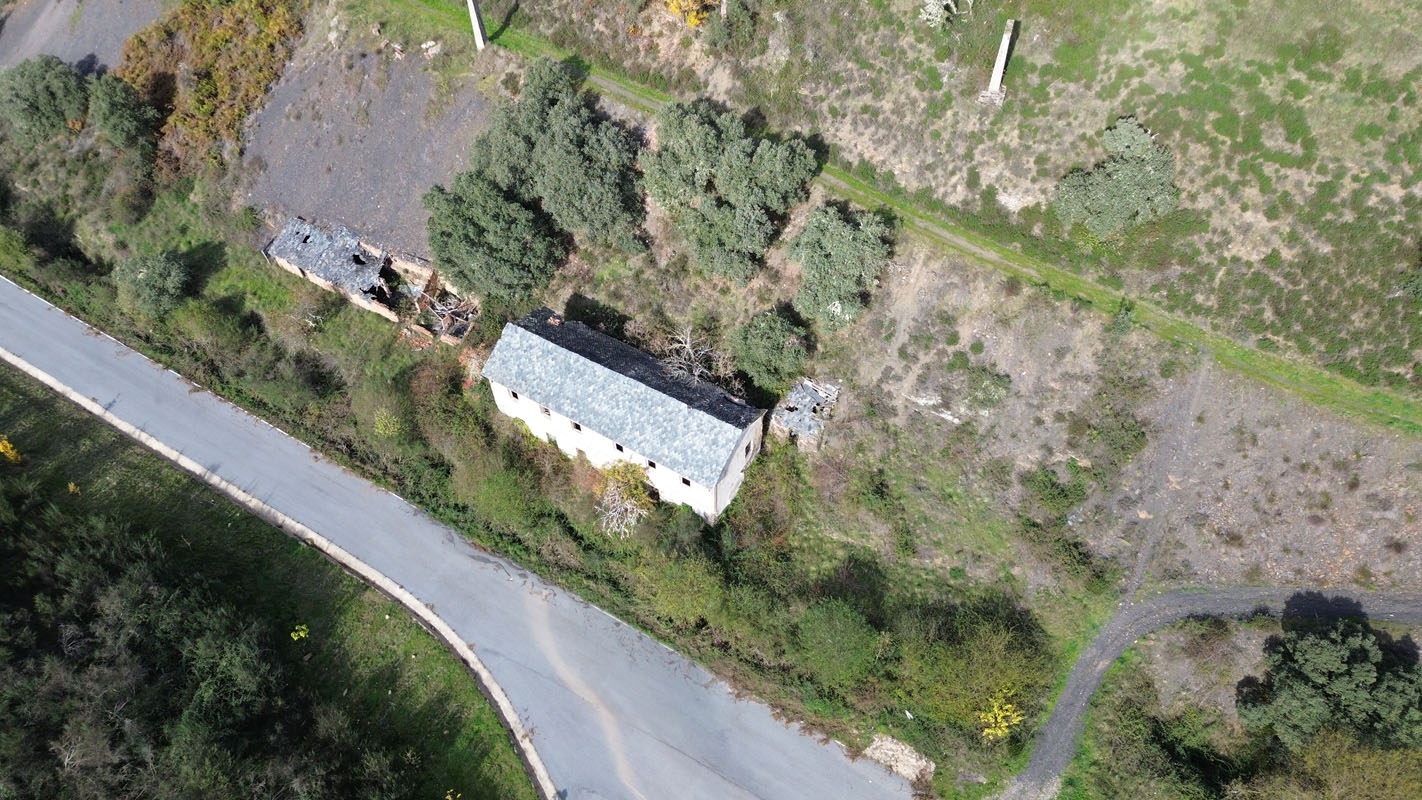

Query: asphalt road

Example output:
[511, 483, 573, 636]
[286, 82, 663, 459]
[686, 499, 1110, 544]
[0, 0, 164, 73]
[1000, 588, 1422, 800]
[0, 277, 912, 800]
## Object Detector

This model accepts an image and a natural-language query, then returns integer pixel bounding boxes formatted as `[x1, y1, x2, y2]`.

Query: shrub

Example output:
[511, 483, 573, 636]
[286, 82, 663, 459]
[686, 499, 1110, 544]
[796, 598, 879, 693]
[0, 55, 89, 144]
[789, 205, 892, 330]
[641, 99, 815, 281]
[117, 0, 302, 169]
[113, 252, 189, 317]
[87, 73, 158, 149]
[423, 171, 566, 300]
[1054, 116, 1179, 239]
[472, 59, 644, 251]
[1238, 618, 1422, 751]
[732, 311, 807, 394]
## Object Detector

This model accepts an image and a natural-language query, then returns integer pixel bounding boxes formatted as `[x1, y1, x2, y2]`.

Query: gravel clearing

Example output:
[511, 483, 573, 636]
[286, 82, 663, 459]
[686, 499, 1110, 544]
[0, 0, 163, 73]
[241, 32, 506, 258]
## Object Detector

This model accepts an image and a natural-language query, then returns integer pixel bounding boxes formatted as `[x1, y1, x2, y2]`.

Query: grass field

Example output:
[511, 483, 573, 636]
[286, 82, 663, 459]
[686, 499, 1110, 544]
[0, 363, 537, 800]
[333, 0, 1422, 434]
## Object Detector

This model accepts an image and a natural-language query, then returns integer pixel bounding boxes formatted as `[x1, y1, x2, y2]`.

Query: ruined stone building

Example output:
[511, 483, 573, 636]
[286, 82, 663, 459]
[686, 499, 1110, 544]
[481, 308, 764, 522]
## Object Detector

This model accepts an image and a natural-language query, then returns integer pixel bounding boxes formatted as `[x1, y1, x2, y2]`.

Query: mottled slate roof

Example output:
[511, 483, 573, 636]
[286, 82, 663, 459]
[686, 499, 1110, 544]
[265, 218, 386, 296]
[482, 308, 763, 486]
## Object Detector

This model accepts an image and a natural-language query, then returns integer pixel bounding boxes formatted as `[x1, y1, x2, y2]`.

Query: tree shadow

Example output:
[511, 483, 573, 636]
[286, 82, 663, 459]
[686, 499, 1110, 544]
[812, 549, 889, 628]
[487, 0, 520, 42]
[181, 240, 228, 295]
[1278, 590, 1366, 631]
[563, 293, 631, 339]
[72, 53, 104, 77]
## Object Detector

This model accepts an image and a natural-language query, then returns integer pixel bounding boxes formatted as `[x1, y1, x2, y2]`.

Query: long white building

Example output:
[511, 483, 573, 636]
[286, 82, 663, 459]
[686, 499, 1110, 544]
[481, 308, 764, 522]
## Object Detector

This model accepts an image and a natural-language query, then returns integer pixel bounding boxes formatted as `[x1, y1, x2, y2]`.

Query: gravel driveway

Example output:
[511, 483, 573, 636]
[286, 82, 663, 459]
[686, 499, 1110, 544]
[0, 0, 163, 73]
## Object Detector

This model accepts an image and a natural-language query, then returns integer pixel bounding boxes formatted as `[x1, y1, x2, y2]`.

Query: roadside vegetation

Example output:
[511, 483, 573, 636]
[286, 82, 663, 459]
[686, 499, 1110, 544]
[0, 367, 535, 800]
[0, 50, 1087, 796]
[1063, 613, 1422, 799]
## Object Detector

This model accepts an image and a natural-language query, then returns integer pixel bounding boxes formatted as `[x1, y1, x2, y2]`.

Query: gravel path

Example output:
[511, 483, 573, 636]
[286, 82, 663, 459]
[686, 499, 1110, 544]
[999, 587, 1422, 800]
[0, 0, 163, 73]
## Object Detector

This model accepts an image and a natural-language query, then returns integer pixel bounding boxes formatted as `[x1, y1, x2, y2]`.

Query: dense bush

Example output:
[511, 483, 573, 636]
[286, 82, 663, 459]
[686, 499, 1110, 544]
[1238, 618, 1422, 750]
[471, 58, 645, 251]
[0, 475, 419, 798]
[87, 73, 158, 149]
[117, 0, 302, 169]
[423, 171, 567, 299]
[788, 204, 892, 329]
[0, 55, 89, 144]
[641, 99, 816, 281]
[732, 310, 807, 394]
[1054, 117, 1178, 240]
[112, 252, 190, 317]
[796, 598, 880, 694]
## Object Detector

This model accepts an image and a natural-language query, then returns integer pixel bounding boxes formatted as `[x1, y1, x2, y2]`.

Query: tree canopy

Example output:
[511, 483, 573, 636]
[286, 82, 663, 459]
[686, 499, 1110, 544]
[1053, 116, 1178, 240]
[732, 310, 807, 394]
[423, 171, 566, 300]
[113, 252, 190, 317]
[469, 58, 644, 251]
[0, 55, 89, 145]
[0, 474, 421, 798]
[1238, 618, 1422, 751]
[87, 73, 158, 150]
[789, 205, 892, 330]
[641, 100, 816, 282]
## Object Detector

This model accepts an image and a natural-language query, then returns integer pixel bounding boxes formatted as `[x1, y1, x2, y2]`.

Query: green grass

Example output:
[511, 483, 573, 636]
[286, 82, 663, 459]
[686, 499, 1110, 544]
[0, 364, 537, 800]
[329, 9, 1422, 435]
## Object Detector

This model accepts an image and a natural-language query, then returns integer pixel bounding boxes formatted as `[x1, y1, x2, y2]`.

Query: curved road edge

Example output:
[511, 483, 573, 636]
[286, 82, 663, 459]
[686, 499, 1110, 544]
[1001, 588, 1422, 800]
[0, 326, 562, 797]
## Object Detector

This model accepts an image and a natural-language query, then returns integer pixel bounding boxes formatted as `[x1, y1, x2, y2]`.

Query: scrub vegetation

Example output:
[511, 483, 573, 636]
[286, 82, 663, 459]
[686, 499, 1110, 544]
[1064, 614, 1422, 800]
[0, 368, 536, 800]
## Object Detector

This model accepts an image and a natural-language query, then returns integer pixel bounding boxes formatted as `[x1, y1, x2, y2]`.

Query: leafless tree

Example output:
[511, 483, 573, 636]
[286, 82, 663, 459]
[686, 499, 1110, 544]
[661, 324, 716, 383]
[598, 478, 650, 539]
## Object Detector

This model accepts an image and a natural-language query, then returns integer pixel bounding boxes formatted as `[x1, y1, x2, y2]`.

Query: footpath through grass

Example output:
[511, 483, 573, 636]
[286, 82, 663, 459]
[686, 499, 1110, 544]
[349, 0, 1422, 434]
[0, 363, 538, 800]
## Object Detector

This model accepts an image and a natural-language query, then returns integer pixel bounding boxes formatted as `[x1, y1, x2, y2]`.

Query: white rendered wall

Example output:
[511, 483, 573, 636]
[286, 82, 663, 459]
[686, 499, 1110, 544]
[488, 380, 757, 521]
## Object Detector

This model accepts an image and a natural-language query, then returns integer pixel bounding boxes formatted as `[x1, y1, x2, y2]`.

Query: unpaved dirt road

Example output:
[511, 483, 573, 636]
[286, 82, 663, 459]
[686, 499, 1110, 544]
[0, 0, 163, 73]
[999, 588, 1422, 800]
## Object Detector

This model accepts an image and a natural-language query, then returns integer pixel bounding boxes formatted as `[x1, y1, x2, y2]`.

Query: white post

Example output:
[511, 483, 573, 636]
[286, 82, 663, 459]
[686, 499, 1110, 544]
[988, 19, 1014, 94]
[977, 18, 1015, 107]
[467, 0, 487, 51]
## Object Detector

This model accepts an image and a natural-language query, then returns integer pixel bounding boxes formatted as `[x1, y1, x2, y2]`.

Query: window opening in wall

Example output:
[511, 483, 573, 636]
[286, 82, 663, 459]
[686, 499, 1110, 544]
[541, 406, 550, 416]
[510, 390, 519, 400]
[572, 421, 581, 431]
[615, 443, 624, 452]
[648, 461, 656, 469]
[745, 442, 751, 457]
[681, 477, 691, 487]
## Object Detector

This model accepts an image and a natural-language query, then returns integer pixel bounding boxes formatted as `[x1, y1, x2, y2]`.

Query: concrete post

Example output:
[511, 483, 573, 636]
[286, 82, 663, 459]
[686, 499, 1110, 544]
[468, 0, 487, 51]
[976, 19, 1015, 107]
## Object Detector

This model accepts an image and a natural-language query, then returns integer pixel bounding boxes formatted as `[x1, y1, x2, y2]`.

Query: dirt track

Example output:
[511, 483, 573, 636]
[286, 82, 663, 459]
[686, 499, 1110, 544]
[998, 588, 1422, 800]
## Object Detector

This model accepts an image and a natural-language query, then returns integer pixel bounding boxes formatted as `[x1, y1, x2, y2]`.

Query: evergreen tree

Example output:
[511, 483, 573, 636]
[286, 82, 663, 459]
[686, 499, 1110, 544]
[1053, 116, 1178, 239]
[423, 171, 566, 300]
[789, 205, 892, 330]
[0, 55, 89, 144]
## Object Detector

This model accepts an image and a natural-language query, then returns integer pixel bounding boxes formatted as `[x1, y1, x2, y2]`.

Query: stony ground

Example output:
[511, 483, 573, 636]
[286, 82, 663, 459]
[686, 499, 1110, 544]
[240, 18, 512, 257]
[0, 0, 163, 73]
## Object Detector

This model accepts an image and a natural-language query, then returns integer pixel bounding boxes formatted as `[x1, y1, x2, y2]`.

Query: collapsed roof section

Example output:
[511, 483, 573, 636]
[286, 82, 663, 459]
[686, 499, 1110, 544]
[770, 379, 841, 450]
[266, 218, 392, 310]
[263, 217, 474, 343]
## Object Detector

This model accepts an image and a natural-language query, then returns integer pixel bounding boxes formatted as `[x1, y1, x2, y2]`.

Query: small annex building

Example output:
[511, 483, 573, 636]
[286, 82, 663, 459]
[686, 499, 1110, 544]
[482, 308, 765, 522]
